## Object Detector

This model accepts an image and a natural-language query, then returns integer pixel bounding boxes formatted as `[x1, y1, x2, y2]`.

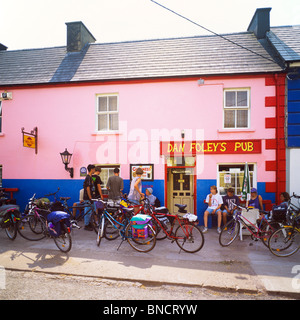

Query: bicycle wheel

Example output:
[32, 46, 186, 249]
[260, 221, 281, 247]
[152, 217, 172, 240]
[90, 210, 100, 234]
[53, 231, 72, 253]
[175, 222, 204, 253]
[17, 214, 47, 241]
[219, 219, 240, 247]
[126, 223, 156, 253]
[96, 216, 105, 247]
[104, 220, 120, 240]
[4, 214, 18, 240]
[268, 226, 300, 257]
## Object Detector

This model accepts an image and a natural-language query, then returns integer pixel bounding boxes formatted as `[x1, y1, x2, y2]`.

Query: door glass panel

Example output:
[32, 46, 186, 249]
[173, 173, 181, 191]
[182, 175, 190, 190]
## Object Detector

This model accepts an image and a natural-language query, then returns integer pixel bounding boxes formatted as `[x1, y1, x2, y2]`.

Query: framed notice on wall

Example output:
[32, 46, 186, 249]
[130, 164, 154, 181]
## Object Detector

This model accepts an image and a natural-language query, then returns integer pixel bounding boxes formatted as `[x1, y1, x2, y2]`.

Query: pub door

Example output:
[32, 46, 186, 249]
[167, 168, 194, 213]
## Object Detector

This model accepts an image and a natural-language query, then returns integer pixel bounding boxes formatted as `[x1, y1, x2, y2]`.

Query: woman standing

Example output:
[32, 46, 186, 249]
[128, 167, 144, 212]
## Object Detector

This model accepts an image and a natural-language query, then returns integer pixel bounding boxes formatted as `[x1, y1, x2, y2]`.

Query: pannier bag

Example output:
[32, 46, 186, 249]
[34, 198, 50, 209]
[50, 201, 65, 212]
[271, 204, 287, 222]
[120, 198, 129, 208]
[154, 206, 168, 214]
[0, 205, 20, 228]
[183, 213, 198, 222]
[130, 214, 152, 238]
[47, 211, 71, 237]
[95, 200, 105, 211]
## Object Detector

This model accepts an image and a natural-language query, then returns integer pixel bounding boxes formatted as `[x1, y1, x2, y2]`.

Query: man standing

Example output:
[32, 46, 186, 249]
[93, 166, 104, 200]
[106, 168, 124, 201]
[83, 164, 95, 231]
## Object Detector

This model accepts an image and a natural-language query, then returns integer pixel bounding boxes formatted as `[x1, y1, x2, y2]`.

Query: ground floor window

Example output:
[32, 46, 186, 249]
[218, 163, 256, 196]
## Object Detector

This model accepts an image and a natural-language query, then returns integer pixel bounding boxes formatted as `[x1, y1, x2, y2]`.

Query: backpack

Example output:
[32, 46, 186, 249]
[154, 197, 161, 207]
[47, 211, 71, 237]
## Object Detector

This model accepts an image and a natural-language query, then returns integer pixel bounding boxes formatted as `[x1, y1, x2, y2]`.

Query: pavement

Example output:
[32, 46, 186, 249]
[0, 222, 299, 299]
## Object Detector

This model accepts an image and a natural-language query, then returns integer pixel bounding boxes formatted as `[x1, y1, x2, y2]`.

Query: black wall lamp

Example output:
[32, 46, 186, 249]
[60, 148, 74, 178]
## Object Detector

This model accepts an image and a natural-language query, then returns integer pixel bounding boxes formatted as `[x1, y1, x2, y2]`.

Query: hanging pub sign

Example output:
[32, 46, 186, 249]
[21, 127, 38, 154]
[160, 139, 262, 156]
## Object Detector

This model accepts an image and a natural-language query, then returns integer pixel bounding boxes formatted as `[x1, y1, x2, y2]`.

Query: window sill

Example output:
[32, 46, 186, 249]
[218, 129, 255, 133]
[91, 131, 122, 136]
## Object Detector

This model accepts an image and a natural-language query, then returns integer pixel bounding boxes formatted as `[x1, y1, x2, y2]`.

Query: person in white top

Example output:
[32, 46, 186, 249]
[128, 167, 145, 213]
[203, 185, 223, 234]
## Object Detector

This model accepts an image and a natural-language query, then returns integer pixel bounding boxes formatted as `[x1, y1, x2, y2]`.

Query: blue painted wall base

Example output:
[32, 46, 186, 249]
[3, 179, 275, 227]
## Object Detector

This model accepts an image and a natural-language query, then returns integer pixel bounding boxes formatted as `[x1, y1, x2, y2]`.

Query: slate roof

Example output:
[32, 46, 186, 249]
[267, 25, 300, 62]
[0, 30, 283, 86]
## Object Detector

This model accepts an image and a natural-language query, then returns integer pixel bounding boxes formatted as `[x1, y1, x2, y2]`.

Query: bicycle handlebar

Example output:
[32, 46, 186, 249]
[44, 187, 60, 197]
[229, 200, 250, 212]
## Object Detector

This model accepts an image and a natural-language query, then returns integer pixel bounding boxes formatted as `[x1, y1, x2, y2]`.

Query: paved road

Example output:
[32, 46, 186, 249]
[0, 223, 299, 299]
[0, 270, 294, 300]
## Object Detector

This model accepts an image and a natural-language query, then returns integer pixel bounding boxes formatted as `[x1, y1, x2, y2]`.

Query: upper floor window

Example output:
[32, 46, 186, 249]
[96, 94, 119, 132]
[224, 89, 250, 129]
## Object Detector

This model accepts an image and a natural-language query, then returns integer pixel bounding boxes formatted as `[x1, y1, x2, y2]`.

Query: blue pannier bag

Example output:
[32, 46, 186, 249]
[47, 211, 71, 237]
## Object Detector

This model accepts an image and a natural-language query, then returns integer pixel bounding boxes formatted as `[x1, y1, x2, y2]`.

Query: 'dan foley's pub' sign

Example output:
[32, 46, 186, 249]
[160, 140, 261, 155]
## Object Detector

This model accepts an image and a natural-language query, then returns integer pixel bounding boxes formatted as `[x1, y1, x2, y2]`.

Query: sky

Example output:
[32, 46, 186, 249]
[0, 0, 299, 51]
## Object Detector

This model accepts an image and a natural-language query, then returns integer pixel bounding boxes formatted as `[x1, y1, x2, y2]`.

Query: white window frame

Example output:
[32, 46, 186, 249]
[96, 94, 119, 133]
[223, 88, 250, 129]
[96, 165, 121, 189]
[217, 163, 257, 196]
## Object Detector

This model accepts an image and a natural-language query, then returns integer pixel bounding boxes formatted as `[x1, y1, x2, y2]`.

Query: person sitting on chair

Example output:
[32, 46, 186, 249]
[203, 185, 223, 234]
[222, 187, 240, 225]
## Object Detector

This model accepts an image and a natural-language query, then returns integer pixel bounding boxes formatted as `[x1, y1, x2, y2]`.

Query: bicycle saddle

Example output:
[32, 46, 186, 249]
[122, 207, 134, 214]
[60, 197, 71, 201]
[175, 204, 187, 210]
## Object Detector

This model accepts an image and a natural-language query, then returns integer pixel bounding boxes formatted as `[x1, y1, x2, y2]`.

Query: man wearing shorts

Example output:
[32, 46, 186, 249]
[203, 185, 223, 234]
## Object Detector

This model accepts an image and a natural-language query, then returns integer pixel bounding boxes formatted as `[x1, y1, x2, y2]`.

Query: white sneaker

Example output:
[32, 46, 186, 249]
[217, 227, 221, 234]
[202, 227, 208, 233]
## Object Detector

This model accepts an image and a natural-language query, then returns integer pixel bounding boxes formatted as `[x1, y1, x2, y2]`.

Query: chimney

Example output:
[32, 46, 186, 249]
[66, 21, 96, 52]
[247, 8, 271, 39]
[0, 43, 7, 51]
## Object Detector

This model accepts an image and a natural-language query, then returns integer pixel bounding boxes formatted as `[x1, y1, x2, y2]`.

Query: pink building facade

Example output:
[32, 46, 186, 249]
[0, 10, 288, 224]
[0, 74, 284, 223]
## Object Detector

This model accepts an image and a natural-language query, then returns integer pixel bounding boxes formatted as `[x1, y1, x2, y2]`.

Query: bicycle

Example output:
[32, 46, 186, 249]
[143, 199, 204, 253]
[18, 194, 72, 252]
[0, 188, 20, 240]
[59, 196, 100, 232]
[219, 201, 281, 247]
[95, 199, 156, 253]
[268, 193, 300, 257]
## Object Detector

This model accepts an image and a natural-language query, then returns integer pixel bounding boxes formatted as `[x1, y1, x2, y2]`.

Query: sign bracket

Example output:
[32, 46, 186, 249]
[21, 127, 38, 154]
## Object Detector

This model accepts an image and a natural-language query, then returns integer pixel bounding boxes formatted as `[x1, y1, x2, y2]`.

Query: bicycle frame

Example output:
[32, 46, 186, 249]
[229, 201, 279, 241]
[150, 212, 191, 240]
[235, 211, 270, 240]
